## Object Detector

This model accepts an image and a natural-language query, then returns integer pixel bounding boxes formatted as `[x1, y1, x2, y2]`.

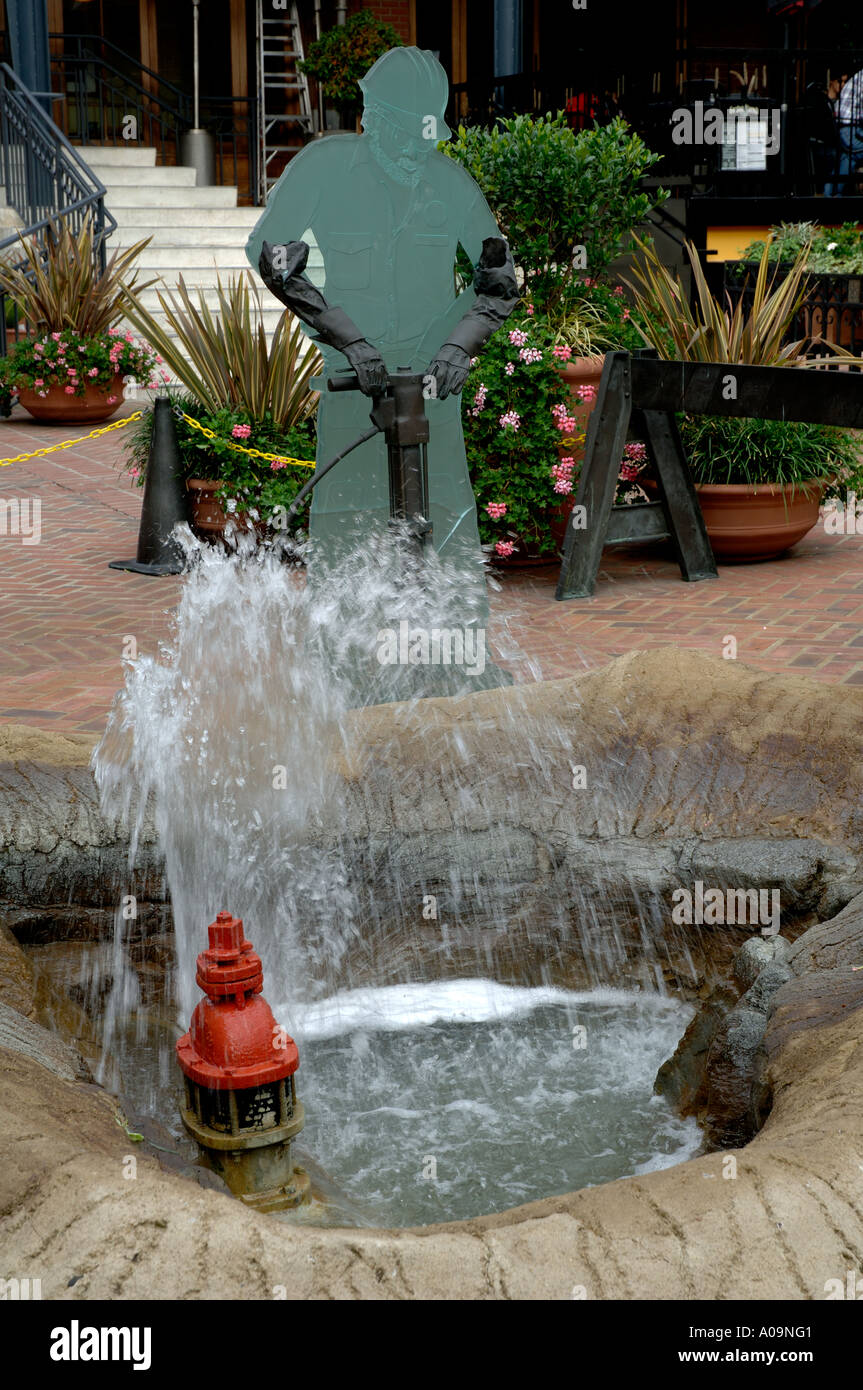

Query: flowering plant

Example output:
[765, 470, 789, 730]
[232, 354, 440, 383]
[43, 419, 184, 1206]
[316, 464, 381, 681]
[1, 328, 160, 400]
[123, 394, 318, 524]
[464, 310, 584, 558]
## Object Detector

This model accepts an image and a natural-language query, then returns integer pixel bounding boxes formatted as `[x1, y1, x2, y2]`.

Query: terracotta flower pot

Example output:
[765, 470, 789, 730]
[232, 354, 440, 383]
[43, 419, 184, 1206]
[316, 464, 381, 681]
[559, 355, 605, 454]
[544, 356, 606, 553]
[694, 479, 827, 562]
[187, 479, 228, 538]
[187, 478, 268, 544]
[16, 375, 126, 423]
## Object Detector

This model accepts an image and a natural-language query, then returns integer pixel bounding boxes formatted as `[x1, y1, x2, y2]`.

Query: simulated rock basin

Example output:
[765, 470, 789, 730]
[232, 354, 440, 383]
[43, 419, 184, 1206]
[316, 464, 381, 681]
[2, 648, 863, 1298]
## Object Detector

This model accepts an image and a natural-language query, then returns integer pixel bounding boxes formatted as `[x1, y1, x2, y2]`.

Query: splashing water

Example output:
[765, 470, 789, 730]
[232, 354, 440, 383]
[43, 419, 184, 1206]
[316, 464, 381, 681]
[93, 526, 533, 1022]
[91, 528, 697, 1219]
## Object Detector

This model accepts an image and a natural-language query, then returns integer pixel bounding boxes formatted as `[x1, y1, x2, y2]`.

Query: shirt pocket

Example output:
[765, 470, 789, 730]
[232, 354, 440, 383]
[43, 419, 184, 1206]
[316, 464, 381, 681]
[325, 232, 374, 290]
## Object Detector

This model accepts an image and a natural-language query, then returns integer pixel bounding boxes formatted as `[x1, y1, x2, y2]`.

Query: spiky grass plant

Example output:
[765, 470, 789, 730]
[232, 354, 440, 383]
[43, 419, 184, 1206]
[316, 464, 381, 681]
[0, 216, 155, 336]
[121, 270, 320, 429]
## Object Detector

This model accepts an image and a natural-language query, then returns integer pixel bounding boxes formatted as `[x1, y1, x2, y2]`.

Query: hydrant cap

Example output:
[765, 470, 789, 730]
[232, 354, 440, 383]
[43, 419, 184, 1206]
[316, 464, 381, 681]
[196, 912, 263, 997]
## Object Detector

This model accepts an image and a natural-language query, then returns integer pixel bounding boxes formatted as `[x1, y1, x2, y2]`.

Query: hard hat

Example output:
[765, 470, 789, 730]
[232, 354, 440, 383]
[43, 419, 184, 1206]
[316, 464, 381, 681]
[359, 47, 453, 143]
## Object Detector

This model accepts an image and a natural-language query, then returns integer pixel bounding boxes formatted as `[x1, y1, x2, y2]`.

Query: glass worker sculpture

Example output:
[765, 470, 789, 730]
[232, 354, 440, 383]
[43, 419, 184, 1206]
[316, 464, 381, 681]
[246, 47, 519, 690]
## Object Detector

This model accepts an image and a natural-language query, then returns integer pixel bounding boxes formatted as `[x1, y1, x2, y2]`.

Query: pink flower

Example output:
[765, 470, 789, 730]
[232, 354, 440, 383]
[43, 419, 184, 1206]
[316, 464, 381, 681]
[508, 329, 528, 347]
[519, 347, 542, 364]
[624, 442, 648, 462]
[526, 303, 535, 316]
[78, 345, 87, 352]
[613, 286, 624, 297]
[486, 502, 507, 520]
[88, 367, 99, 377]
[551, 403, 578, 433]
[67, 367, 76, 375]
[553, 477, 573, 494]
[160, 369, 171, 382]
[232, 423, 252, 439]
[495, 540, 516, 558]
[473, 384, 488, 411]
[64, 385, 75, 394]
[33, 378, 43, 386]
[619, 462, 641, 481]
[499, 410, 521, 430]
[559, 455, 575, 469]
[505, 362, 515, 375]
[107, 395, 117, 404]
[552, 345, 573, 361]
[130, 468, 140, 479]
[623, 308, 631, 321]
[270, 457, 289, 471]
[51, 332, 61, 341]
[155, 355, 163, 364]
[578, 384, 597, 404]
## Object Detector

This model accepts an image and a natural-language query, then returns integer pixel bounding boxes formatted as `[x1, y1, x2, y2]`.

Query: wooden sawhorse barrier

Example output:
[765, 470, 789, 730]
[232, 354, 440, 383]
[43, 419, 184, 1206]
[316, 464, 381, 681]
[556, 351, 863, 601]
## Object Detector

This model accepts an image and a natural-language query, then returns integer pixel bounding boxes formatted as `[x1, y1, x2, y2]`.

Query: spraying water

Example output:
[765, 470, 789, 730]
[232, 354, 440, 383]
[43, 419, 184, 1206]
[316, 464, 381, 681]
[92, 528, 699, 1220]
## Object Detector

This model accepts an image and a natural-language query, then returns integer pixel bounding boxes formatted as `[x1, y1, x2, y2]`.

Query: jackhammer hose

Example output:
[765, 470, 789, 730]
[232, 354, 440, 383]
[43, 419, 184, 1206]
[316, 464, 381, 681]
[284, 421, 382, 528]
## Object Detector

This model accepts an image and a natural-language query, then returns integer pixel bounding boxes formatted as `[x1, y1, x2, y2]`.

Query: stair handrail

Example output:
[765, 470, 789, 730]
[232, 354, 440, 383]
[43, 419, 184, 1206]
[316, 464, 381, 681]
[0, 62, 116, 354]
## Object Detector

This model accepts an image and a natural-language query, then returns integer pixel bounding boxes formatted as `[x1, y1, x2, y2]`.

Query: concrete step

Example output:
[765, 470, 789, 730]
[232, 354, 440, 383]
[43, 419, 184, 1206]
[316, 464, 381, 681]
[133, 246, 268, 270]
[114, 223, 261, 247]
[109, 205, 263, 227]
[96, 164, 198, 188]
[133, 287, 286, 318]
[103, 185, 239, 209]
[76, 145, 158, 168]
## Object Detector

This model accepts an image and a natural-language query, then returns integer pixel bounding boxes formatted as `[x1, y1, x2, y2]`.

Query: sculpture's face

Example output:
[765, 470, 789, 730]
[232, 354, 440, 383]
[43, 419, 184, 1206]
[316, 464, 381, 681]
[364, 106, 434, 187]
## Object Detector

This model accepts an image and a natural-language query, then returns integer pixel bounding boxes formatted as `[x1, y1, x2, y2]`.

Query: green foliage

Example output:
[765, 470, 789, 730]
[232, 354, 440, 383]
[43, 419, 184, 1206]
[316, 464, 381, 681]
[678, 413, 863, 496]
[1, 327, 157, 398]
[552, 280, 649, 355]
[298, 9, 402, 106]
[626, 236, 820, 365]
[463, 310, 579, 556]
[123, 393, 317, 524]
[445, 114, 666, 318]
[121, 271, 321, 429]
[0, 216, 155, 336]
[733, 222, 863, 276]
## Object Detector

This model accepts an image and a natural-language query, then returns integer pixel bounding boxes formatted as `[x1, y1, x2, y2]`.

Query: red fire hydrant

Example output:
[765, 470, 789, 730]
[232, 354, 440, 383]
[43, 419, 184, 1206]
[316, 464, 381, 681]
[176, 911, 310, 1211]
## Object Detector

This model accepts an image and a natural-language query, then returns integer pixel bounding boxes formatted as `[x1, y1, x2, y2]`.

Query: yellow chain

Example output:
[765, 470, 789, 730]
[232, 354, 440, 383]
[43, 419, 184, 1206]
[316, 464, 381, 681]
[177, 411, 316, 470]
[0, 411, 144, 466]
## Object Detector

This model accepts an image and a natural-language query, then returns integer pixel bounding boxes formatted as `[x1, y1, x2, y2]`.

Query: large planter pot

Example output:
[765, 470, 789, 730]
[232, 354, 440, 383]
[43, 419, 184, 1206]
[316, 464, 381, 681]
[16, 375, 126, 424]
[559, 355, 605, 451]
[186, 479, 227, 539]
[694, 479, 827, 562]
[187, 478, 268, 545]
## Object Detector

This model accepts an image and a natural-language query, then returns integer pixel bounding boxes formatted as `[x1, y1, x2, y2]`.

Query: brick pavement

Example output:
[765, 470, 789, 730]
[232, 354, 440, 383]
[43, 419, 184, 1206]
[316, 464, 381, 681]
[2, 400, 863, 735]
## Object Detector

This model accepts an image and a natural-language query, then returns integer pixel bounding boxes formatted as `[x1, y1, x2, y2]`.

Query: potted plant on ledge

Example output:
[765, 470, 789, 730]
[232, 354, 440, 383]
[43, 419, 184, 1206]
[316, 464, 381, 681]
[0, 217, 158, 423]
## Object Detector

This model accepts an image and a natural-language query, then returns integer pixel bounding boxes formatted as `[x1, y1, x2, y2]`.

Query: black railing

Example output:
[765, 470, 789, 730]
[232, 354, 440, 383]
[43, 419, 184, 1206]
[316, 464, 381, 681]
[0, 62, 116, 357]
[724, 261, 863, 358]
[48, 35, 259, 206]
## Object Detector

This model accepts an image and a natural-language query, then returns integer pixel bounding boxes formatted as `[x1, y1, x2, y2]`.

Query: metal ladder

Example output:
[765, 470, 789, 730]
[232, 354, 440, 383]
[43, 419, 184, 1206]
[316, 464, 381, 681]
[256, 0, 314, 202]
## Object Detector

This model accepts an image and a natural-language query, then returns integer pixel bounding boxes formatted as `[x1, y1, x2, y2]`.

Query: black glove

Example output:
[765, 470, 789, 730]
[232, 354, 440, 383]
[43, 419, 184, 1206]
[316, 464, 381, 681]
[341, 339, 389, 397]
[427, 237, 519, 397]
[427, 342, 471, 400]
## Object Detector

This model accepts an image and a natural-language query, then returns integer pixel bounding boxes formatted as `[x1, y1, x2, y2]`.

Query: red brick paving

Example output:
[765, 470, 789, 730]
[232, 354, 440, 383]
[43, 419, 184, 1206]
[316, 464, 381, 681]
[2, 400, 863, 734]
